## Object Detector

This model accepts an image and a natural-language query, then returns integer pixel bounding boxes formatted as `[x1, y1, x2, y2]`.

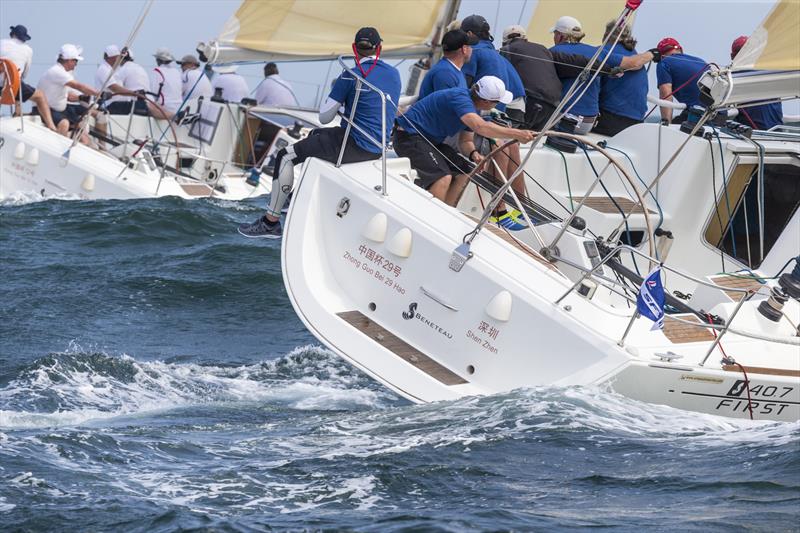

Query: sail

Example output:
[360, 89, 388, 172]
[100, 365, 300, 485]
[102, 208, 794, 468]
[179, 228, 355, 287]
[204, 0, 447, 64]
[731, 0, 800, 72]
[525, 0, 630, 46]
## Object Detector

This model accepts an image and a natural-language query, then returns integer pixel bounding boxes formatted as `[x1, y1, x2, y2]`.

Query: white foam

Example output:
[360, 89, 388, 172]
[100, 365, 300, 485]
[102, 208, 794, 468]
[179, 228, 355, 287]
[0, 345, 389, 429]
[0, 190, 82, 205]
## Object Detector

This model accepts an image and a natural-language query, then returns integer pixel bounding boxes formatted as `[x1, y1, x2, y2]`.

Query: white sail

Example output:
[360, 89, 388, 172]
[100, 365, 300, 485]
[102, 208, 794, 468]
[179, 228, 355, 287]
[731, 0, 800, 72]
[525, 0, 631, 46]
[200, 0, 449, 64]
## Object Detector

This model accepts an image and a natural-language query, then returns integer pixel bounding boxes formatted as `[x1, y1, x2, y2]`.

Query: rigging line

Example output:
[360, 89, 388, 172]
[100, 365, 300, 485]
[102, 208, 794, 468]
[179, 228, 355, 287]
[711, 127, 737, 260]
[580, 145, 640, 275]
[66, 0, 155, 154]
[468, 6, 635, 235]
[604, 145, 664, 233]
[707, 136, 727, 273]
[607, 109, 712, 239]
[741, 134, 766, 264]
[516, 0, 528, 24]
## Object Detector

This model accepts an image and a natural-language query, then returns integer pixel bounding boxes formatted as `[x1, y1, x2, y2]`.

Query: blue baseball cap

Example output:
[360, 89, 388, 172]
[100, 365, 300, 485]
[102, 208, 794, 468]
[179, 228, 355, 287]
[10, 25, 31, 42]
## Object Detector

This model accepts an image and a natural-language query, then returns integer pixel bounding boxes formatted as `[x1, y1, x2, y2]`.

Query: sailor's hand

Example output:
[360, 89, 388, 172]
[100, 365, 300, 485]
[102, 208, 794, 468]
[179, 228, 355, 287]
[514, 130, 535, 144]
[648, 48, 662, 63]
[609, 66, 625, 78]
[470, 151, 484, 164]
[135, 90, 147, 100]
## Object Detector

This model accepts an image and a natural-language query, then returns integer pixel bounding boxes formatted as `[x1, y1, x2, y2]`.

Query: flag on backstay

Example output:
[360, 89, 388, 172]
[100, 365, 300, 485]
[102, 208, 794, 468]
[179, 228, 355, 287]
[637, 267, 665, 330]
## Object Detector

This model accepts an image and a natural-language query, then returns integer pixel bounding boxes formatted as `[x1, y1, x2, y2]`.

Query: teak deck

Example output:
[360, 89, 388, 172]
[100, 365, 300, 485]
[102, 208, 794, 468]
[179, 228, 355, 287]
[572, 196, 656, 215]
[337, 310, 468, 386]
[710, 274, 765, 301]
[663, 314, 716, 344]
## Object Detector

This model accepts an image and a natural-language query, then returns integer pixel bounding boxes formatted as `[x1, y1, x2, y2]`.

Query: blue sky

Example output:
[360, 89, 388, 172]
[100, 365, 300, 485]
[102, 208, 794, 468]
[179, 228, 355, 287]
[1, 0, 792, 112]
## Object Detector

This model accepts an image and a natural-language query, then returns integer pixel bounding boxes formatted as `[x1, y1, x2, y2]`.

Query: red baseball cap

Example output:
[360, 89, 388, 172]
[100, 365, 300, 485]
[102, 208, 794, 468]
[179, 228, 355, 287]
[657, 37, 682, 55]
[731, 35, 748, 59]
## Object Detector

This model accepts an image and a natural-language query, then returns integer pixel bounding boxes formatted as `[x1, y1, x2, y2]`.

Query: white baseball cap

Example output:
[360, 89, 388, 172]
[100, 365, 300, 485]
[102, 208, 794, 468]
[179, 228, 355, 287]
[104, 44, 120, 57]
[153, 47, 175, 62]
[474, 75, 513, 104]
[502, 25, 527, 45]
[213, 65, 238, 74]
[550, 16, 582, 36]
[59, 43, 84, 61]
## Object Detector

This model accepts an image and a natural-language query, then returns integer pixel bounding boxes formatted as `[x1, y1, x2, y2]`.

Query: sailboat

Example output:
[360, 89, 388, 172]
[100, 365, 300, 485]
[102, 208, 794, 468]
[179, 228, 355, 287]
[278, 0, 800, 421]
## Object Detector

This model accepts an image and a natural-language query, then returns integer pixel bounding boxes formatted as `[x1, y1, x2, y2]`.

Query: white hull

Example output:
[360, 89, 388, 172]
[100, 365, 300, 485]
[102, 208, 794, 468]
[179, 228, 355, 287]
[282, 157, 800, 422]
[0, 117, 270, 201]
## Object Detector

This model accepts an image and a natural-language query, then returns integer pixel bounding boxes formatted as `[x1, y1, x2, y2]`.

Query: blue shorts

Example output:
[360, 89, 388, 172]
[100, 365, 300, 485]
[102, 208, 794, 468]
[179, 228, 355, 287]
[50, 104, 88, 126]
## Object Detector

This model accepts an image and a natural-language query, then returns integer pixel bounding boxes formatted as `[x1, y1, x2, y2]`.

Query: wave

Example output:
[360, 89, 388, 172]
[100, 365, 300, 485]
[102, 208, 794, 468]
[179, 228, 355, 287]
[0, 346, 396, 430]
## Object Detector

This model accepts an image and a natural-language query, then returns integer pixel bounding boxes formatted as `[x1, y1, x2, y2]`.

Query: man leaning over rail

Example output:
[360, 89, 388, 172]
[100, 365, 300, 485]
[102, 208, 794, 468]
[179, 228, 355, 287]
[394, 76, 533, 208]
[238, 27, 401, 239]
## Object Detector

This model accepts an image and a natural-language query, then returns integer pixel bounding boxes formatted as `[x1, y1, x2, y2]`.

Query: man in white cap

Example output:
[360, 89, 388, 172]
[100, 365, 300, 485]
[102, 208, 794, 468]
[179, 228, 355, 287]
[178, 54, 212, 101]
[550, 16, 656, 134]
[106, 48, 150, 115]
[210, 65, 249, 104]
[0, 24, 58, 130]
[36, 44, 102, 139]
[394, 76, 533, 207]
[254, 62, 297, 107]
[95, 44, 121, 90]
[149, 47, 182, 117]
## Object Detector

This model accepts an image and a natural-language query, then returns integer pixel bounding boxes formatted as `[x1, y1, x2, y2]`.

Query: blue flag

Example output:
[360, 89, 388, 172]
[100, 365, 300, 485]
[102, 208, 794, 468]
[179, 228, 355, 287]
[637, 267, 665, 330]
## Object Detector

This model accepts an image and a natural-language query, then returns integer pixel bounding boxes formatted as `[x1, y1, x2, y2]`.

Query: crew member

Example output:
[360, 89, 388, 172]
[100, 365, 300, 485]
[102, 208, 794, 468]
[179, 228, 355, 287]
[36, 44, 101, 141]
[501, 24, 611, 131]
[730, 35, 783, 131]
[655, 37, 709, 123]
[418, 29, 476, 99]
[238, 27, 402, 238]
[211, 65, 249, 104]
[0, 24, 57, 130]
[254, 62, 297, 107]
[594, 21, 650, 136]
[150, 47, 182, 117]
[550, 16, 655, 134]
[460, 15, 529, 229]
[178, 54, 213, 101]
[394, 76, 534, 208]
[106, 48, 150, 115]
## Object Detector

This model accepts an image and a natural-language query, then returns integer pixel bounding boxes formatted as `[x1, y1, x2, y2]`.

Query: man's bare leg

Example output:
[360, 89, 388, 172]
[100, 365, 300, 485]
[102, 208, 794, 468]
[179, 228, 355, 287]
[56, 119, 70, 137]
[428, 174, 452, 203]
[29, 91, 58, 130]
[445, 173, 469, 207]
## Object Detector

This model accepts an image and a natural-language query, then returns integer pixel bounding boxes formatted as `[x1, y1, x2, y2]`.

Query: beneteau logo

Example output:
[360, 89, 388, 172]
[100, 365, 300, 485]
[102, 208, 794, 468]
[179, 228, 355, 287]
[400, 302, 452, 339]
[402, 302, 417, 320]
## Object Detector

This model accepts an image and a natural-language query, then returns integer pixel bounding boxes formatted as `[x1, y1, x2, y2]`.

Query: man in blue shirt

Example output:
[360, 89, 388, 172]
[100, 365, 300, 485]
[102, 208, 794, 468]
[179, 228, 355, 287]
[238, 27, 401, 238]
[655, 37, 709, 123]
[394, 76, 533, 208]
[594, 21, 650, 136]
[418, 29, 476, 99]
[549, 16, 656, 134]
[730, 35, 784, 131]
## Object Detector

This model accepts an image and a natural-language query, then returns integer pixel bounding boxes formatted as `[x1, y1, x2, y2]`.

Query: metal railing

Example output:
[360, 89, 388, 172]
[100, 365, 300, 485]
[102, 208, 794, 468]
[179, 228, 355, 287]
[549, 243, 789, 361]
[335, 55, 390, 197]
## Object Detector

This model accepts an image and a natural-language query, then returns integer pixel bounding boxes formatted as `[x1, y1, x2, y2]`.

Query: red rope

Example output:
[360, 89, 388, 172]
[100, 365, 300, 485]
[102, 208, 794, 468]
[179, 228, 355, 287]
[352, 44, 381, 79]
[705, 313, 753, 420]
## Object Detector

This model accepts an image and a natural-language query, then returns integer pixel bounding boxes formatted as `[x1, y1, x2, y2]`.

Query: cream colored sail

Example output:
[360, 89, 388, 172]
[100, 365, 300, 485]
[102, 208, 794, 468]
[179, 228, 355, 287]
[203, 0, 447, 64]
[731, 0, 800, 72]
[526, 0, 630, 46]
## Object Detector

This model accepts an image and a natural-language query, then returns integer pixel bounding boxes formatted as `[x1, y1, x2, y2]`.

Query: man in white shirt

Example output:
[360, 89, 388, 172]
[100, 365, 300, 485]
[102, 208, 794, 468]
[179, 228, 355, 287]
[37, 43, 101, 140]
[149, 47, 182, 118]
[210, 65, 249, 104]
[178, 54, 212, 101]
[0, 24, 57, 130]
[254, 63, 297, 107]
[106, 48, 150, 115]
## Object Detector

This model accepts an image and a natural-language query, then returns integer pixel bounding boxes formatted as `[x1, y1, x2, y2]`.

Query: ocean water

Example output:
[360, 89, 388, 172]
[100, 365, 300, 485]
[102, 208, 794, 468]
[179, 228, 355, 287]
[1, 196, 798, 532]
